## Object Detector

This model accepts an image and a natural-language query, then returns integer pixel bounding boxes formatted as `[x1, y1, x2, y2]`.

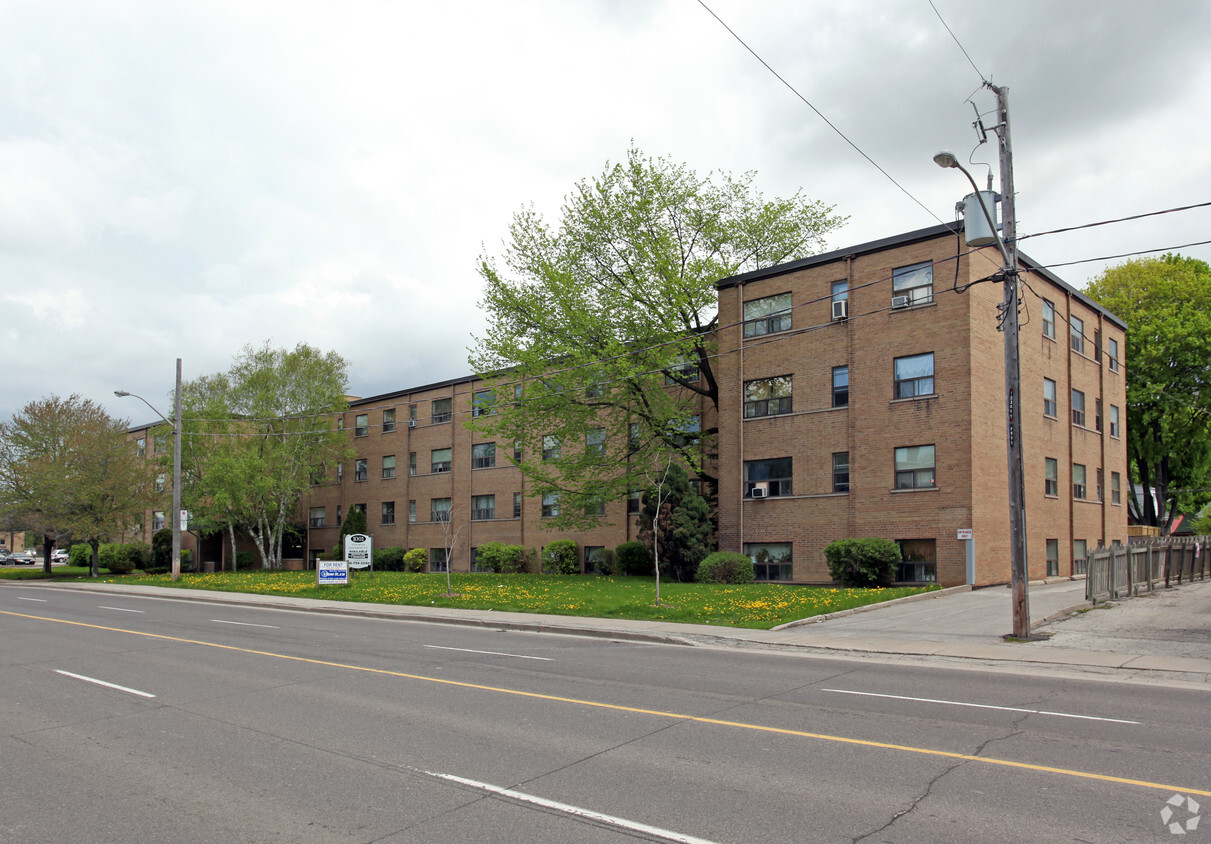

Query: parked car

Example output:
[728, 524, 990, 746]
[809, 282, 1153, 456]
[51, 550, 70, 564]
[12, 551, 37, 565]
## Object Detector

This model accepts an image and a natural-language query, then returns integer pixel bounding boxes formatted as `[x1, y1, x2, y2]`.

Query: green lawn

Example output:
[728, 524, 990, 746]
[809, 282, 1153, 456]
[12, 569, 939, 629]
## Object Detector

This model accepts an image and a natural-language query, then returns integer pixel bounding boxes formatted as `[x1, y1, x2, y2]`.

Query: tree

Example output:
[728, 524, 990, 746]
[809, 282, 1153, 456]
[468, 147, 845, 528]
[637, 461, 714, 585]
[180, 343, 353, 569]
[0, 395, 156, 576]
[1085, 255, 1211, 530]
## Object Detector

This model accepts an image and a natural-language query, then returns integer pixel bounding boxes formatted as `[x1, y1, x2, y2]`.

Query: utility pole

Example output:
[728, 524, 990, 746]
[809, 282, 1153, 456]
[991, 82, 1031, 638]
[172, 357, 183, 583]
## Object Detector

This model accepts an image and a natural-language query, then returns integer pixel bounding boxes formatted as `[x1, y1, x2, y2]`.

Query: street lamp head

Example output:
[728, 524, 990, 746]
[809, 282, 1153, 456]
[114, 391, 131, 398]
[933, 151, 960, 169]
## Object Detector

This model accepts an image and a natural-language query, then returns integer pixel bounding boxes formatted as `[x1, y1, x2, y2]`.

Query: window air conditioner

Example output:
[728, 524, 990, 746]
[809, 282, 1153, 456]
[891, 295, 911, 309]
[831, 300, 849, 321]
[750, 483, 769, 498]
[408, 419, 416, 427]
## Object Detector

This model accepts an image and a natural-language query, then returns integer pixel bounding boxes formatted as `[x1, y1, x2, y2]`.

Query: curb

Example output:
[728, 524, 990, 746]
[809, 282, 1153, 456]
[771, 584, 972, 630]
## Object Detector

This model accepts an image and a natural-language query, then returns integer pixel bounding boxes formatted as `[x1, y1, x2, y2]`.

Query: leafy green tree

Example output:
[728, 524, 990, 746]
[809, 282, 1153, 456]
[336, 504, 368, 556]
[638, 461, 713, 584]
[1086, 255, 1211, 529]
[0, 395, 155, 576]
[180, 342, 353, 569]
[469, 147, 845, 528]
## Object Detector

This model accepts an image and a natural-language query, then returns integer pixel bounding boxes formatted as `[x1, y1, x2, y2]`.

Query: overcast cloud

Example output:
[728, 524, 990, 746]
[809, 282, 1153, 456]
[2, 0, 1208, 425]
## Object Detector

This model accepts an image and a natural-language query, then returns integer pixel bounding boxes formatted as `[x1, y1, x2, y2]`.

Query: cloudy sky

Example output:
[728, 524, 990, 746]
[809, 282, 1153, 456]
[2, 0, 1208, 425]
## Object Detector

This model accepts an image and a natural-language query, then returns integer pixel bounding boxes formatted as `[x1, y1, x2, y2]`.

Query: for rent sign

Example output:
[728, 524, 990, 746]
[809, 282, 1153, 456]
[317, 559, 348, 585]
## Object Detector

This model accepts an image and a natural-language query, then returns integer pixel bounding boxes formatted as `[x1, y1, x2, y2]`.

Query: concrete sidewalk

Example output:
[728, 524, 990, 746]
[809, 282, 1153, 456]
[11, 577, 1211, 683]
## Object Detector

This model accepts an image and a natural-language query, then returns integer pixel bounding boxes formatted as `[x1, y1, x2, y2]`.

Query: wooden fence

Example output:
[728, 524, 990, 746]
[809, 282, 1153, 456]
[1085, 537, 1210, 603]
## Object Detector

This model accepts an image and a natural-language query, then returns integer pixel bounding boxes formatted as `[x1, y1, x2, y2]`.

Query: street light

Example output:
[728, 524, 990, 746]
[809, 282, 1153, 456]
[116, 358, 183, 582]
[935, 136, 1031, 639]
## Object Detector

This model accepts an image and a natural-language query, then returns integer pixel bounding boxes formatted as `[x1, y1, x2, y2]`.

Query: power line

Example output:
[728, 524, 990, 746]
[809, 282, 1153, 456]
[1030, 239, 1211, 270]
[928, 0, 986, 83]
[1016, 200, 1211, 242]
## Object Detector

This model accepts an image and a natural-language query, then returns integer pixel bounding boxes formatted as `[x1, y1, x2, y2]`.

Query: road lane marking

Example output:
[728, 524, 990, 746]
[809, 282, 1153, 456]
[424, 644, 552, 661]
[17, 597, 47, 602]
[98, 606, 145, 613]
[54, 669, 156, 699]
[421, 769, 716, 843]
[6, 609, 1207, 798]
[212, 619, 280, 629]
[821, 688, 1141, 725]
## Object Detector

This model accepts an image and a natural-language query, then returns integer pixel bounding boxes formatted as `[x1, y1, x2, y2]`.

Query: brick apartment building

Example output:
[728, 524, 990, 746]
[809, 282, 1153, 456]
[127, 222, 1127, 586]
[715, 222, 1127, 585]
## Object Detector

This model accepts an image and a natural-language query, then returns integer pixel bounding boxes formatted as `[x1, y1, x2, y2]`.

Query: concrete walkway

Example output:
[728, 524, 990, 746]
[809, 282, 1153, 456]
[11, 576, 1211, 683]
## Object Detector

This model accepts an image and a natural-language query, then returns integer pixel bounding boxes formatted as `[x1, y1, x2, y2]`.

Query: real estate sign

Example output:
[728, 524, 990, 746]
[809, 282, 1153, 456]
[345, 533, 373, 572]
[317, 558, 348, 586]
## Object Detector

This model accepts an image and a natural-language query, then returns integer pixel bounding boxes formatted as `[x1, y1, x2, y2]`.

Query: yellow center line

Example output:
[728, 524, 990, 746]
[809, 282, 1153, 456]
[8, 608, 1209, 798]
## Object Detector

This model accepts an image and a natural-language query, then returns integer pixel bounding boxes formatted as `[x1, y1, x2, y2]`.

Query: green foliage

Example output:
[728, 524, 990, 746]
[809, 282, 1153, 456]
[824, 538, 901, 588]
[468, 147, 846, 528]
[542, 539, 580, 574]
[235, 551, 255, 571]
[336, 506, 368, 558]
[152, 528, 173, 569]
[1086, 255, 1211, 528]
[99, 542, 150, 575]
[696, 551, 755, 584]
[403, 548, 428, 573]
[475, 542, 530, 574]
[638, 462, 714, 581]
[588, 547, 616, 576]
[374, 546, 406, 571]
[615, 541, 653, 576]
[69, 544, 90, 567]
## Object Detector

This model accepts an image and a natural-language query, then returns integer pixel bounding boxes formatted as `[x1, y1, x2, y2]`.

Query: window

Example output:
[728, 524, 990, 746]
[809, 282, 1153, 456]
[1043, 378, 1057, 417]
[743, 292, 792, 337]
[1072, 464, 1087, 500]
[336, 505, 342, 525]
[745, 542, 792, 581]
[472, 442, 496, 469]
[354, 458, 368, 482]
[831, 280, 848, 302]
[408, 500, 416, 523]
[665, 360, 700, 384]
[471, 547, 491, 573]
[431, 498, 451, 522]
[1071, 390, 1086, 427]
[1074, 539, 1088, 571]
[355, 413, 368, 437]
[1110, 405, 1120, 438]
[1111, 472, 1121, 505]
[832, 366, 849, 407]
[627, 489, 641, 514]
[381, 501, 395, 525]
[1070, 314, 1085, 354]
[431, 448, 452, 473]
[584, 546, 607, 575]
[154, 433, 167, 454]
[352, 503, 365, 515]
[1045, 457, 1058, 496]
[744, 457, 793, 497]
[409, 452, 417, 475]
[833, 452, 850, 493]
[471, 494, 495, 521]
[336, 463, 343, 482]
[1108, 337, 1119, 372]
[429, 548, 449, 573]
[586, 428, 606, 456]
[541, 492, 560, 518]
[584, 497, 606, 516]
[893, 262, 933, 305]
[513, 492, 522, 518]
[1097, 468, 1104, 502]
[894, 353, 934, 399]
[309, 507, 325, 528]
[432, 397, 452, 424]
[382, 455, 396, 479]
[1042, 299, 1056, 339]
[1046, 539, 1059, 577]
[409, 404, 417, 425]
[155, 473, 165, 493]
[896, 539, 937, 582]
[382, 408, 396, 433]
[136, 437, 146, 457]
[744, 376, 792, 418]
[153, 511, 165, 530]
[1093, 399, 1103, 432]
[337, 417, 344, 431]
[628, 423, 641, 453]
[894, 445, 935, 489]
[670, 416, 699, 448]
[472, 390, 494, 417]
[542, 435, 560, 461]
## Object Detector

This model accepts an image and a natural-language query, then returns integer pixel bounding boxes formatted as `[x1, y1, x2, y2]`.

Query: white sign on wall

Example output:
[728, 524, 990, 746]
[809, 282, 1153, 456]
[957, 529, 973, 540]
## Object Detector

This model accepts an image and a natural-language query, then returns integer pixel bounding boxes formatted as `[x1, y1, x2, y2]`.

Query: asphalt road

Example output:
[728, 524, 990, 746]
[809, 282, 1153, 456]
[2, 585, 1208, 842]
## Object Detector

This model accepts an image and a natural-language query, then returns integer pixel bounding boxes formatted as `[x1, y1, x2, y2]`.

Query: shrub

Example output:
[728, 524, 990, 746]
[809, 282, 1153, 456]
[591, 548, 616, 576]
[179, 548, 194, 572]
[235, 551, 255, 571]
[696, 551, 755, 584]
[476, 542, 529, 574]
[823, 537, 901, 588]
[615, 541, 653, 576]
[374, 547, 406, 571]
[152, 528, 173, 569]
[542, 539, 580, 574]
[100, 542, 149, 574]
[69, 544, 91, 567]
[402, 548, 428, 573]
